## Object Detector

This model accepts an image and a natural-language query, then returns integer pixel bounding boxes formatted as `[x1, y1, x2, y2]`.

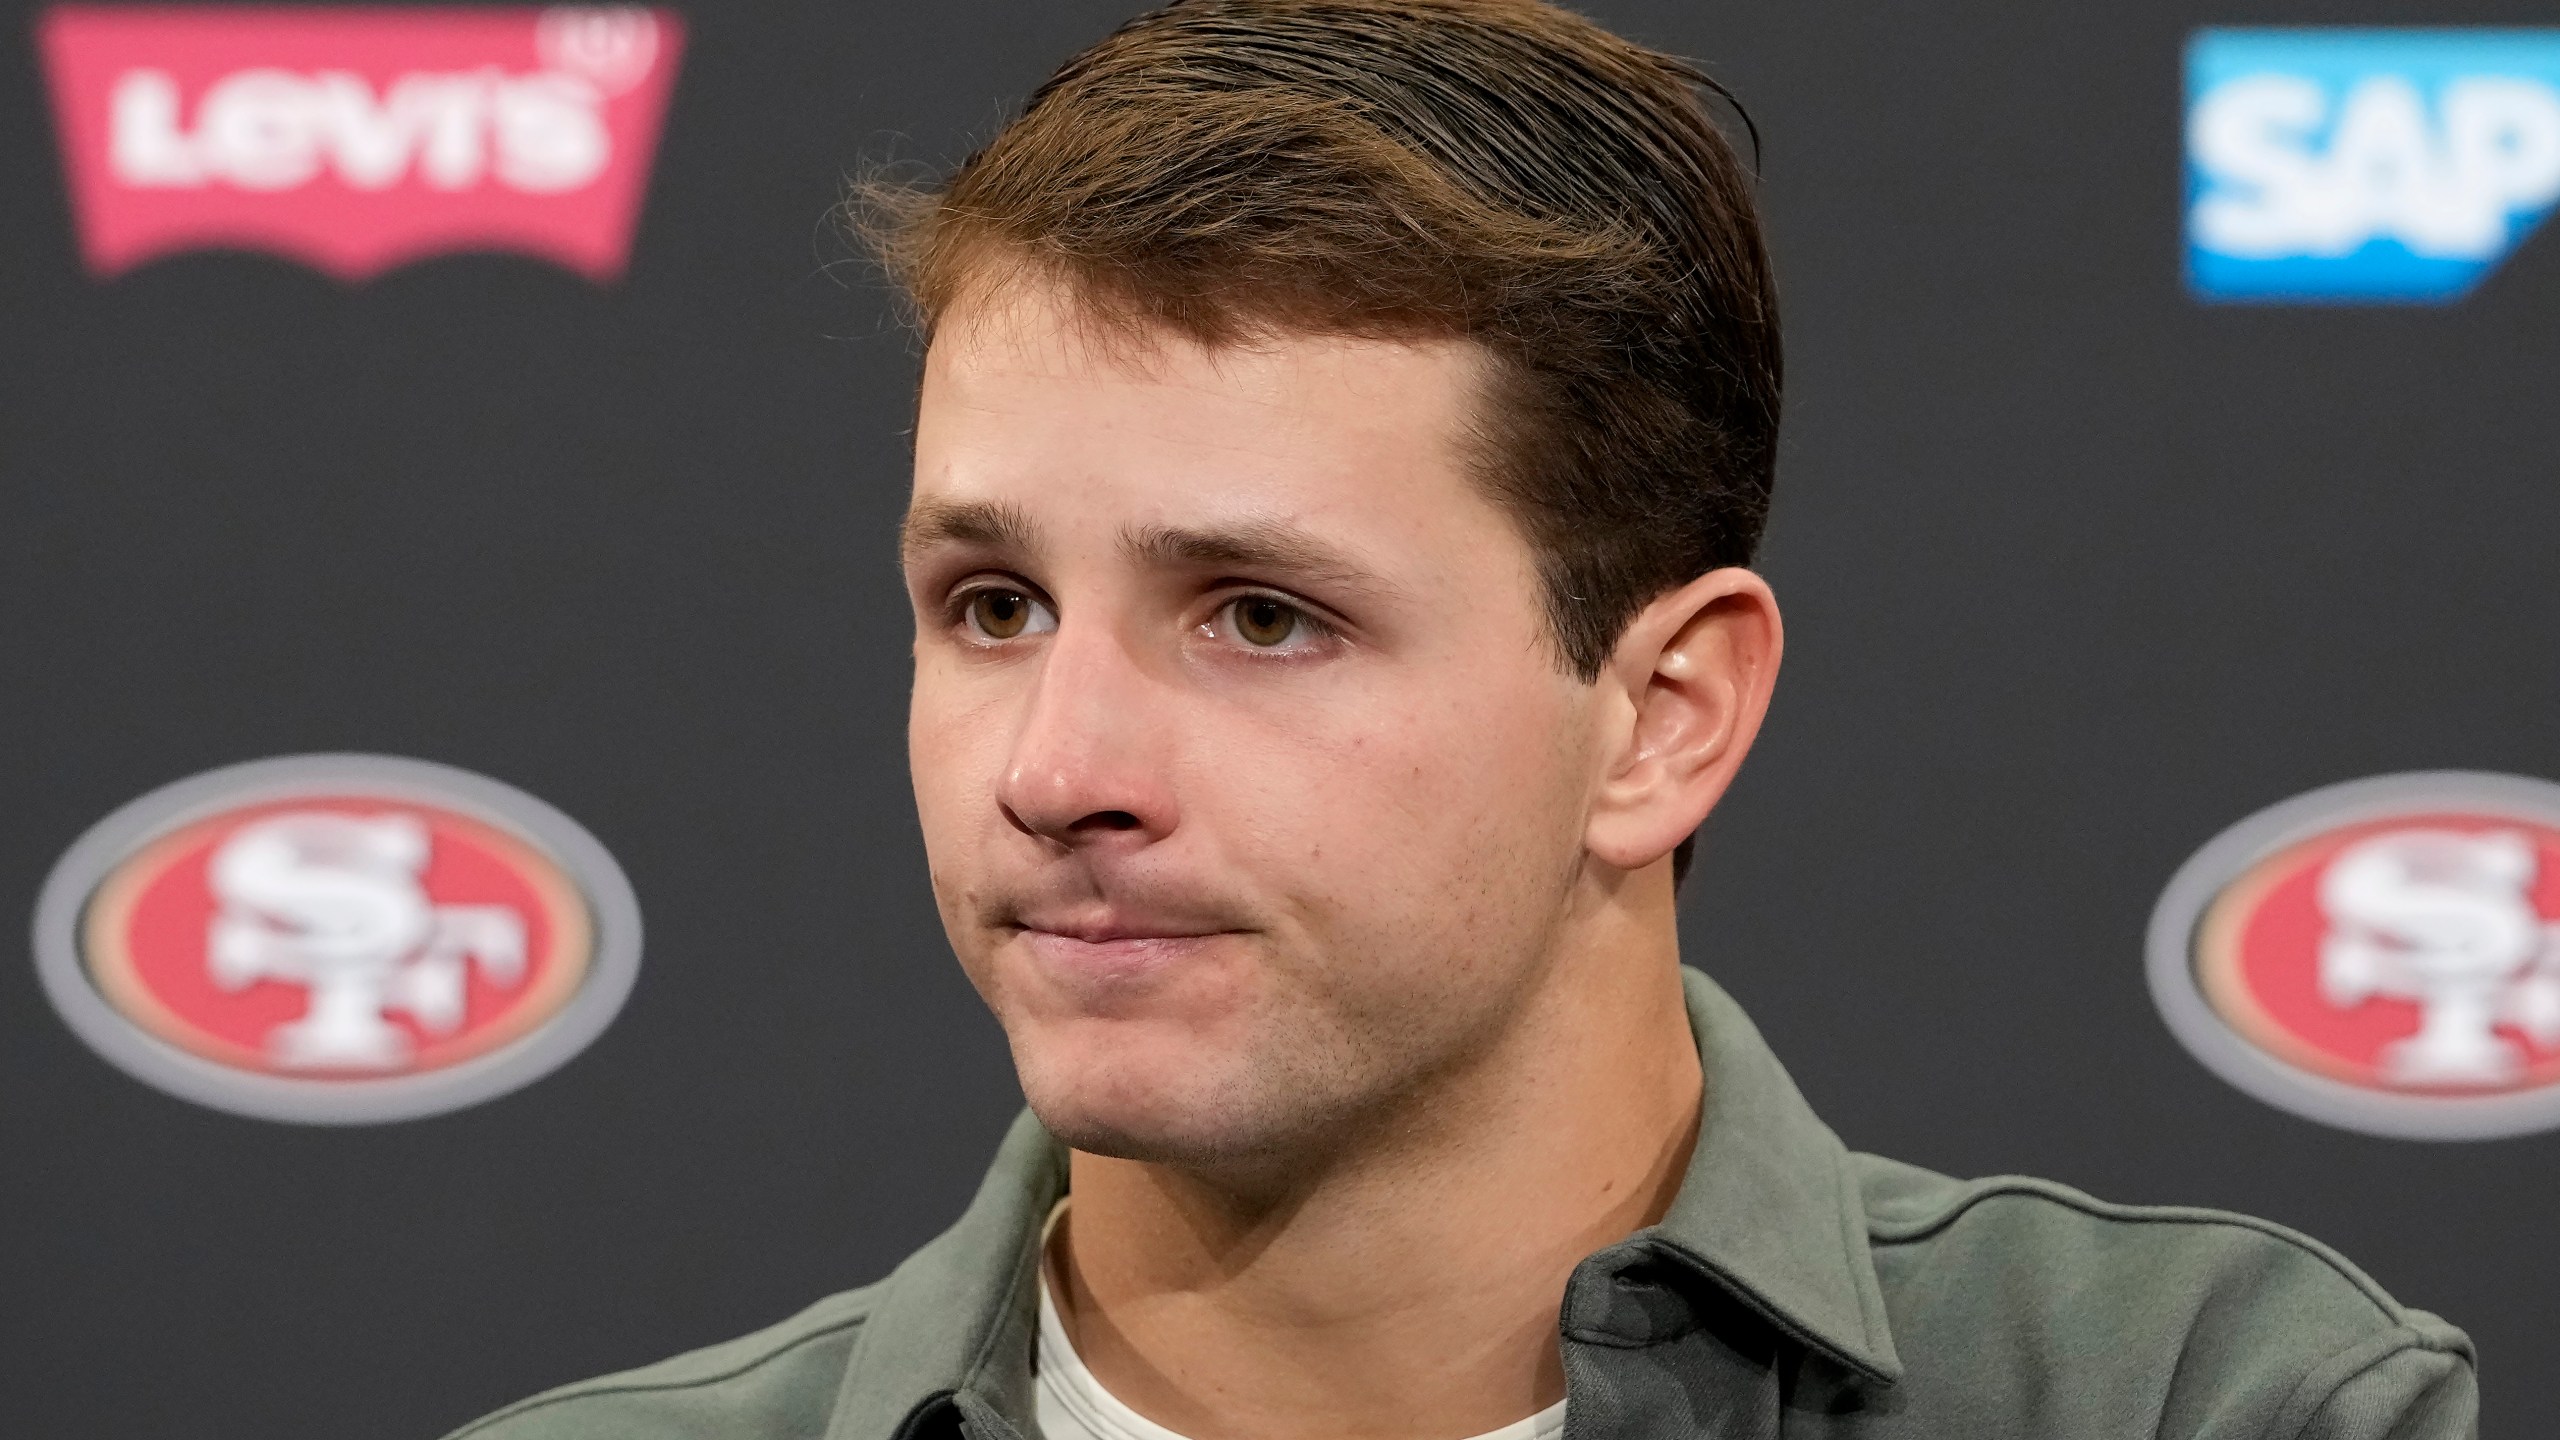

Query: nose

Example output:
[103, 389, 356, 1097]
[994, 616, 1179, 849]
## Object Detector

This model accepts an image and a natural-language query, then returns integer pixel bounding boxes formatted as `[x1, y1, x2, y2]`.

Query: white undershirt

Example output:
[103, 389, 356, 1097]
[1034, 1232, 1568, 1440]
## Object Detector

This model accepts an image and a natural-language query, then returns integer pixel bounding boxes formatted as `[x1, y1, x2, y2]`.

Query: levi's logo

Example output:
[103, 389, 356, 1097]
[37, 6, 685, 282]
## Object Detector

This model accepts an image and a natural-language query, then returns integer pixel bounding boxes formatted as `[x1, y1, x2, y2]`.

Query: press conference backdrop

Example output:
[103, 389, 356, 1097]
[4, 2, 2556, 1435]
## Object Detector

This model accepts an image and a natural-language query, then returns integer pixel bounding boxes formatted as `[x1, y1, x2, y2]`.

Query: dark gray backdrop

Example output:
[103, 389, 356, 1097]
[3, 1, 2552, 1435]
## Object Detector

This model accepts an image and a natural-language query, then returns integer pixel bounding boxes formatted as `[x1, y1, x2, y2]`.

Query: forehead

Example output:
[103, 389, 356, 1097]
[910, 279, 1498, 533]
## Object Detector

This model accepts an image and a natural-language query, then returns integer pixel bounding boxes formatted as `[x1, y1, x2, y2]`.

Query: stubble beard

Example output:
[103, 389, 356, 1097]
[994, 935, 1554, 1192]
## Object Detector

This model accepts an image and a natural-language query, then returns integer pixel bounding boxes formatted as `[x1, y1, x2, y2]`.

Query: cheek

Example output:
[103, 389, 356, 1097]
[1220, 676, 1586, 942]
[908, 662, 1011, 872]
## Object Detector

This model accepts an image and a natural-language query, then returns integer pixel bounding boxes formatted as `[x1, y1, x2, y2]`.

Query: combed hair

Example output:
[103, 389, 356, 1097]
[862, 0, 1781, 874]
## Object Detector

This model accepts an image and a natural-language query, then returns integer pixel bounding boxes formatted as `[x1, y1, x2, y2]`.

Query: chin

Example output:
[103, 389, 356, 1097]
[1011, 1031, 1296, 1166]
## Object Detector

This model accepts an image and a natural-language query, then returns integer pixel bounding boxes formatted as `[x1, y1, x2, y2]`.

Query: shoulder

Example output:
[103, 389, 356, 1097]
[437, 1285, 882, 1440]
[1849, 1154, 2476, 1438]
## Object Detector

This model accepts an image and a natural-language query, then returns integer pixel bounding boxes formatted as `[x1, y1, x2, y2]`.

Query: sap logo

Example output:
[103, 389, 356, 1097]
[38, 7, 684, 283]
[2185, 29, 2560, 303]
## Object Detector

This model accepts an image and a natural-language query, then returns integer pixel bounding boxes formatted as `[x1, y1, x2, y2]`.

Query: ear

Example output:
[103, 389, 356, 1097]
[1584, 568, 1783, 873]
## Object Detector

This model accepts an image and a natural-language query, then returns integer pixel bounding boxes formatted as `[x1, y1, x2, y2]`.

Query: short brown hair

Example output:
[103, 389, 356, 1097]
[865, 0, 1779, 681]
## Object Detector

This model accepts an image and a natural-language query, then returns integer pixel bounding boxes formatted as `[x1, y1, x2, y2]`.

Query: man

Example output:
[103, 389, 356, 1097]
[449, 2, 2476, 1436]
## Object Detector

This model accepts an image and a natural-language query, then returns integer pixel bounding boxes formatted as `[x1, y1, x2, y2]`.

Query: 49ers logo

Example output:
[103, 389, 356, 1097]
[37, 6, 684, 281]
[2150, 772, 2560, 1139]
[34, 755, 641, 1123]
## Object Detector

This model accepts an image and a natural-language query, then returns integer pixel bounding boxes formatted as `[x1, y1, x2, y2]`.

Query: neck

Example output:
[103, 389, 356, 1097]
[1048, 870, 1702, 1440]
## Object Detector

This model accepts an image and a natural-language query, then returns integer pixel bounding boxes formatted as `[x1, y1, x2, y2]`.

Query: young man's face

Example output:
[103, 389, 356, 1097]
[904, 280, 1608, 1165]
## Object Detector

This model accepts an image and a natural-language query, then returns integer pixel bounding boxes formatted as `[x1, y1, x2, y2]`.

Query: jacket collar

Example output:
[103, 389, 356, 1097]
[825, 1107, 1062, 1440]
[1618, 967, 1902, 1383]
[824, 966, 1900, 1438]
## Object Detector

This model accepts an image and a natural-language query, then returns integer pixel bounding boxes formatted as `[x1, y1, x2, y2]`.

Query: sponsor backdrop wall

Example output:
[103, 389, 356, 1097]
[4, 1, 2557, 1435]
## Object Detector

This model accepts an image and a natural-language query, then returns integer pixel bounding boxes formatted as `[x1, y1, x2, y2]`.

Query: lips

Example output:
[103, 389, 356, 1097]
[1007, 909, 1246, 988]
[1017, 913, 1223, 944]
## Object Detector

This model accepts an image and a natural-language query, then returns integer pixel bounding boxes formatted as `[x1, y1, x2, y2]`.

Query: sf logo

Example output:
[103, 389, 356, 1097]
[206, 813, 528, 1069]
[2319, 830, 2560, 1086]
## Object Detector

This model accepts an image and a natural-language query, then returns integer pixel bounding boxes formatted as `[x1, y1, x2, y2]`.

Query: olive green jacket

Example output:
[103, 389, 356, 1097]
[447, 969, 2476, 1439]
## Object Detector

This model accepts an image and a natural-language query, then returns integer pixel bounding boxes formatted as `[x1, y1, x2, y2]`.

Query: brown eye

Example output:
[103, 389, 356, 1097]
[1232, 596, 1300, 647]
[968, 589, 1038, 639]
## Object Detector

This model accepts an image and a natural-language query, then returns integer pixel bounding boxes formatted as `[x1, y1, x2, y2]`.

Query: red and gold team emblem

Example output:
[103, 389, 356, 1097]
[85, 798, 591, 1076]
[2151, 773, 2560, 1139]
[2196, 816, 2560, 1092]
[35, 755, 641, 1123]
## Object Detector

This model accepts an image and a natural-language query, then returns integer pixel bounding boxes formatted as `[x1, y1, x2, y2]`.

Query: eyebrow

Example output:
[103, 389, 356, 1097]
[900, 498, 1041, 565]
[1121, 519, 1400, 603]
[902, 500, 1401, 606]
